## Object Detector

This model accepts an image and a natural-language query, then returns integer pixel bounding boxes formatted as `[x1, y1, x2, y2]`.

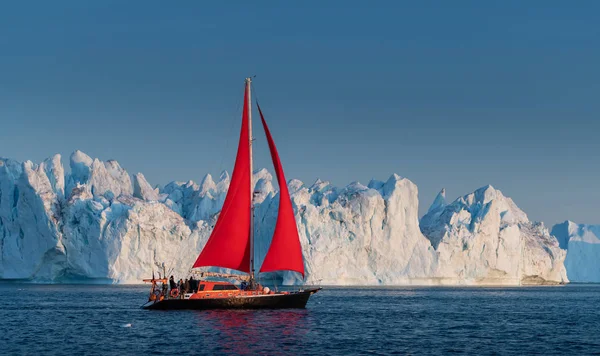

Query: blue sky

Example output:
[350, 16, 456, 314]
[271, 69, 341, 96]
[0, 1, 599, 225]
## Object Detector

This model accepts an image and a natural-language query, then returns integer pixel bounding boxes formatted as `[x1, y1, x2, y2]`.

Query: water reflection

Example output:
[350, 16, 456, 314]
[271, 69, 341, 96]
[196, 309, 309, 354]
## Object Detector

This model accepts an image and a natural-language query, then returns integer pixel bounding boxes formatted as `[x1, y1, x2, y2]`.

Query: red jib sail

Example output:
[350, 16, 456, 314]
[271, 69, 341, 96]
[192, 83, 252, 272]
[257, 104, 305, 277]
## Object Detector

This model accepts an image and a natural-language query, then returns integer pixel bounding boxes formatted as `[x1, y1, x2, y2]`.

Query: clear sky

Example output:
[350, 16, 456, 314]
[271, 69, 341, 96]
[0, 1, 599, 226]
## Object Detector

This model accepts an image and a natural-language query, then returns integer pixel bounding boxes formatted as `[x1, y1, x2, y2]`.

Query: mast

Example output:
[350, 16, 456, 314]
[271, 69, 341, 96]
[246, 77, 255, 281]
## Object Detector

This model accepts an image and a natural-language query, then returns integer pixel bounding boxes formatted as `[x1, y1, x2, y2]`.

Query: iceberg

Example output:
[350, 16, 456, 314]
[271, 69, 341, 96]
[551, 221, 600, 282]
[420, 186, 567, 285]
[0, 151, 570, 285]
[0, 156, 64, 280]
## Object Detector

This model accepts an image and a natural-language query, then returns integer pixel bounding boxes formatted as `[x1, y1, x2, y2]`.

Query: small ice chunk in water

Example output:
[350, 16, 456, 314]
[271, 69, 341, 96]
[121, 323, 132, 328]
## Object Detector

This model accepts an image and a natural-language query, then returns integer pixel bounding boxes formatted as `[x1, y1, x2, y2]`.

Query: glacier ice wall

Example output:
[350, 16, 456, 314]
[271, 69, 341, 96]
[421, 186, 567, 285]
[0, 151, 570, 285]
[551, 221, 600, 282]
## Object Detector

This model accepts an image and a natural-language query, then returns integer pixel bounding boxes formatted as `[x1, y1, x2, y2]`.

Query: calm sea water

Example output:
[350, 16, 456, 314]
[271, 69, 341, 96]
[1, 284, 599, 355]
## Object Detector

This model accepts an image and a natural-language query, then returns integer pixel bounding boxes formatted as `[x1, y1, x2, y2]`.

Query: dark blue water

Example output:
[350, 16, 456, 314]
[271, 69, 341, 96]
[1, 284, 599, 355]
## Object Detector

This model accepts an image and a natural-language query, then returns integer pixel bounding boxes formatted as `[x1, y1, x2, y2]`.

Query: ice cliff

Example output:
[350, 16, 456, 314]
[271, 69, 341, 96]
[551, 221, 600, 282]
[0, 151, 570, 285]
[420, 186, 567, 285]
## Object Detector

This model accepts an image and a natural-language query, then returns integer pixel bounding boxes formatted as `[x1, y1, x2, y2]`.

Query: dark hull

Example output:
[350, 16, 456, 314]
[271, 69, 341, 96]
[142, 288, 320, 310]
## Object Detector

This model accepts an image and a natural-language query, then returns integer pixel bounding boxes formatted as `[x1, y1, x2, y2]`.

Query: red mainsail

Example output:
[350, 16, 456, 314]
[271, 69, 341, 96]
[257, 104, 305, 277]
[192, 83, 252, 272]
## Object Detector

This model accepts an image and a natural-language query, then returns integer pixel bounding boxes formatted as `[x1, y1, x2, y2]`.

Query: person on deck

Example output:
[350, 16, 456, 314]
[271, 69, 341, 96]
[169, 276, 176, 290]
[184, 279, 190, 293]
[189, 276, 196, 293]
[161, 281, 168, 297]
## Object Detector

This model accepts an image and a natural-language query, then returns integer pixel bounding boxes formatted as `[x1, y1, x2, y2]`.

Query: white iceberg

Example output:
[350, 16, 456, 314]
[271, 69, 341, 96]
[0, 151, 570, 285]
[551, 221, 600, 282]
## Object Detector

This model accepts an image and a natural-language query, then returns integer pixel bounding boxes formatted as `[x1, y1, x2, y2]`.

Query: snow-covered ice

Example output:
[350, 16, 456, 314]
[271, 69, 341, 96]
[420, 185, 567, 285]
[551, 221, 600, 282]
[0, 151, 574, 285]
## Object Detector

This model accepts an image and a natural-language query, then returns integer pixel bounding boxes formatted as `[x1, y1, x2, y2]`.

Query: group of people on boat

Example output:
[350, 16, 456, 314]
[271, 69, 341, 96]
[168, 275, 200, 297]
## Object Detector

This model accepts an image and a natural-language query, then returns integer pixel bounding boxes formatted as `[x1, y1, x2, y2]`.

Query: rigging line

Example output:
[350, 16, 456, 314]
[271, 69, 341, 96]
[173, 83, 245, 276]
[163, 189, 240, 279]
[164, 242, 191, 280]
[252, 82, 282, 276]
[250, 81, 273, 184]
[164, 82, 245, 278]
[162, 213, 207, 278]
[250, 81, 260, 105]
[217, 83, 245, 177]
[250, 80, 263, 174]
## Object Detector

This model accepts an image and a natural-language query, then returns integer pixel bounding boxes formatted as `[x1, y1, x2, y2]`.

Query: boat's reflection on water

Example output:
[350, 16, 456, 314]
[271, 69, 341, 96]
[195, 309, 309, 354]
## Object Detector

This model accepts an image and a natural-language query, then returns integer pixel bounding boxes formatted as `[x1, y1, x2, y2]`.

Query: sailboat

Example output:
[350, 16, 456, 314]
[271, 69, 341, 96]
[142, 78, 320, 310]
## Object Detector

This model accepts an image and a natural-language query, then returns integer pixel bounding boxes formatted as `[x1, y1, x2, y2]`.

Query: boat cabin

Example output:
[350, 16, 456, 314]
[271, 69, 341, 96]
[143, 274, 274, 302]
[187, 281, 272, 300]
